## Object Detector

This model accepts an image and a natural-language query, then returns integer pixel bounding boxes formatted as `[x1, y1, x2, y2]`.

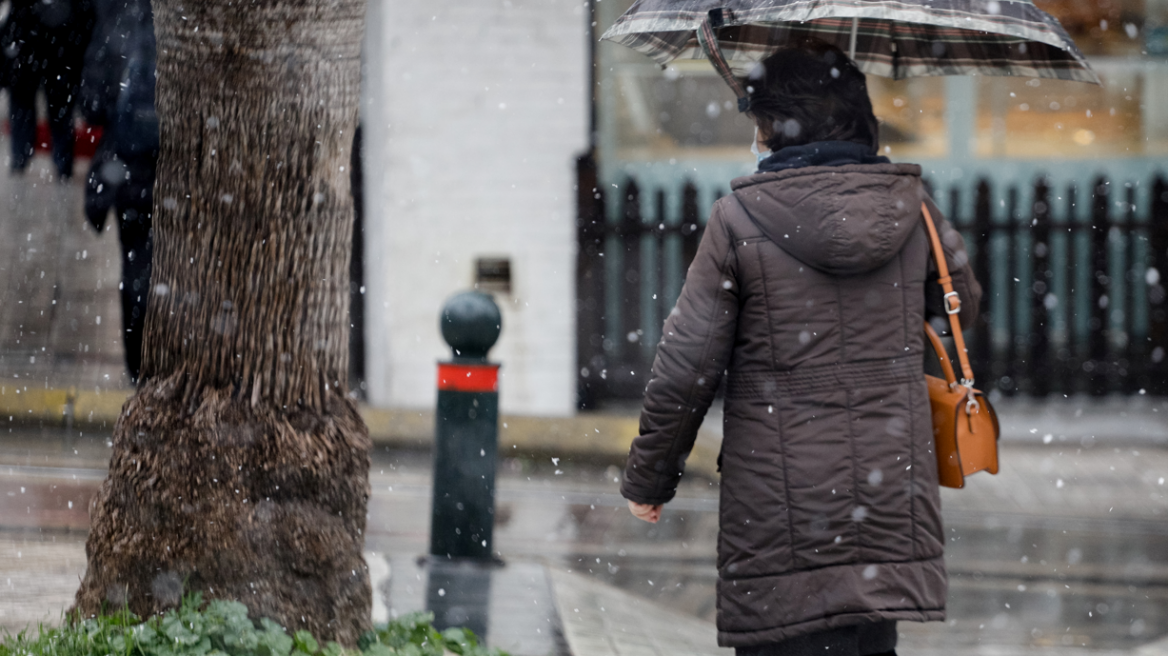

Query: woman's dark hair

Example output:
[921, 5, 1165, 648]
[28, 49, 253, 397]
[744, 41, 879, 153]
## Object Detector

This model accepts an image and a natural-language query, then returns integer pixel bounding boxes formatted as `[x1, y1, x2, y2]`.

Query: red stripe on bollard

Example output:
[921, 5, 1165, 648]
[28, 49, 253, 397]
[437, 363, 499, 393]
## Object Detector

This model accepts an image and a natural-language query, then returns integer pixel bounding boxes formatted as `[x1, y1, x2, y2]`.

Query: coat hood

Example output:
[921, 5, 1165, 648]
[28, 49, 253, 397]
[731, 163, 925, 277]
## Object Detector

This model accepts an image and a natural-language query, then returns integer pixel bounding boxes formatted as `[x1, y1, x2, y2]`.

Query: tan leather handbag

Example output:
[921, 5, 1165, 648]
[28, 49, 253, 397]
[921, 203, 1000, 489]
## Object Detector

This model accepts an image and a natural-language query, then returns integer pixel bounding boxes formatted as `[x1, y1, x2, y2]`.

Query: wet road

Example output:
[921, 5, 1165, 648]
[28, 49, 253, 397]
[3, 425, 1168, 652]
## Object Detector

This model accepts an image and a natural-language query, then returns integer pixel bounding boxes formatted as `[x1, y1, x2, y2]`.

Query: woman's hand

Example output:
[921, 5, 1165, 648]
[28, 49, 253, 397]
[628, 500, 663, 523]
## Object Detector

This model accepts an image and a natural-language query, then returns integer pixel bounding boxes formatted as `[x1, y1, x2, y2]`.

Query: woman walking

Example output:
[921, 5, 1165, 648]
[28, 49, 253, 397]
[622, 42, 981, 655]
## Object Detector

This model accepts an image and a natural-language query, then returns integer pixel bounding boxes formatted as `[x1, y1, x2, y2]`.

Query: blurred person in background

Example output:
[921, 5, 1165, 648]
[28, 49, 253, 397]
[79, 0, 155, 382]
[0, 0, 94, 178]
[622, 42, 981, 656]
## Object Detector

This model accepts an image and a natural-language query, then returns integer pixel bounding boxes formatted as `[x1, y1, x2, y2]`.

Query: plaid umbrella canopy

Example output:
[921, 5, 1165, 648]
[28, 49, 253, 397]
[602, 0, 1100, 110]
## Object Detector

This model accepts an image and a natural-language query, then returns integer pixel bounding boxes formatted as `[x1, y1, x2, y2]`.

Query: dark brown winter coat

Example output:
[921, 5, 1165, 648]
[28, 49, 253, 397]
[621, 162, 982, 647]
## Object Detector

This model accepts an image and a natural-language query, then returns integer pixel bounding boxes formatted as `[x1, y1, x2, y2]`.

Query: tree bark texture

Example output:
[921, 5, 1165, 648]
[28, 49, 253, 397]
[74, 0, 372, 644]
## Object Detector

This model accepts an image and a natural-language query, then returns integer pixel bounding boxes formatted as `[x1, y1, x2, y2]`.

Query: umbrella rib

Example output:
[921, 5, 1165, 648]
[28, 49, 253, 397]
[849, 16, 858, 59]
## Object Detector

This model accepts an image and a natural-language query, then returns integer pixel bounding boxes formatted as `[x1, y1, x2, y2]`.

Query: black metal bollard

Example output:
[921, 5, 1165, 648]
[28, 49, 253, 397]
[429, 291, 502, 560]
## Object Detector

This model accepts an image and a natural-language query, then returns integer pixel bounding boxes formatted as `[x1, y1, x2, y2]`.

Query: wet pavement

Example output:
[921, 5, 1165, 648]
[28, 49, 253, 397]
[5, 425, 1168, 654]
[384, 556, 569, 655]
[0, 156, 129, 393]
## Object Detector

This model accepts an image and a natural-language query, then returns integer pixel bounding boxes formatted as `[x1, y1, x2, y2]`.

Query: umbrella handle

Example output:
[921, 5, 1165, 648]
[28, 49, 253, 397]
[697, 11, 750, 112]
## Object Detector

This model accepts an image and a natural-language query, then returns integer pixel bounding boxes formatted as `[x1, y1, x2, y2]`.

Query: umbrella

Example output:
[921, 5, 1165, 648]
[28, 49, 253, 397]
[602, 0, 1100, 111]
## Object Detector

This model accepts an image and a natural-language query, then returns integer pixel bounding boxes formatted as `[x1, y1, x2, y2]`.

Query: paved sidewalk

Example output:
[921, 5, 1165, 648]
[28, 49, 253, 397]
[548, 569, 728, 656]
[0, 534, 729, 656]
[6, 431, 1168, 655]
[0, 156, 128, 393]
[0, 536, 86, 630]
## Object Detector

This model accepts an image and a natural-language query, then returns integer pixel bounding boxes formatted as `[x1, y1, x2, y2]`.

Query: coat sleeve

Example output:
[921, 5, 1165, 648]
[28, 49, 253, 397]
[621, 201, 740, 506]
[924, 196, 982, 330]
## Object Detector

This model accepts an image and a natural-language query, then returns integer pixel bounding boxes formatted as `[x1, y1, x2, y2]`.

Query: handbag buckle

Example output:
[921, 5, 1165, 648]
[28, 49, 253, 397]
[944, 291, 961, 315]
[963, 383, 979, 416]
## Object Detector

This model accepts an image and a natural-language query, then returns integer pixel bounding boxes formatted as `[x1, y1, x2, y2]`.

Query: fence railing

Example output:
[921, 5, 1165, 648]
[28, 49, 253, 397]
[576, 155, 1168, 407]
[957, 176, 1168, 398]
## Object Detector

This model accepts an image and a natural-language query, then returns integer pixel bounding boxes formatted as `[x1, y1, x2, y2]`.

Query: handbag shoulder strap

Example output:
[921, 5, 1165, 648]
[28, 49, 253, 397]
[921, 202, 975, 386]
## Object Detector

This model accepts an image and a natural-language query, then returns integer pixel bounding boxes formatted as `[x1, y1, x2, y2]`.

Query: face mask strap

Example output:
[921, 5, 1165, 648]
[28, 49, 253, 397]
[751, 126, 771, 162]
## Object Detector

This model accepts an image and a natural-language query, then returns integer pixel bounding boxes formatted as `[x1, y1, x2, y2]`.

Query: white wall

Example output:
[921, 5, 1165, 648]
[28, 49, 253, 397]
[361, 0, 590, 416]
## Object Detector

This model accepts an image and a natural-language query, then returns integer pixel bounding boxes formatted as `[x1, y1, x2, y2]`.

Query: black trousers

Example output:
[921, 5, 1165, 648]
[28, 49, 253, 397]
[736, 621, 897, 656]
[8, 53, 81, 177]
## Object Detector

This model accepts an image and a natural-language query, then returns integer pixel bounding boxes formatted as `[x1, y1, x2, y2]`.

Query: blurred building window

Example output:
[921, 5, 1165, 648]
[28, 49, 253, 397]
[1034, 0, 1147, 56]
[966, 0, 1168, 159]
[973, 66, 1163, 159]
[869, 77, 948, 160]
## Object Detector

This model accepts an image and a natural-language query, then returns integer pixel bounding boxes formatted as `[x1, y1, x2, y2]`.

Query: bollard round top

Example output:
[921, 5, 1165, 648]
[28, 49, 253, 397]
[440, 291, 502, 361]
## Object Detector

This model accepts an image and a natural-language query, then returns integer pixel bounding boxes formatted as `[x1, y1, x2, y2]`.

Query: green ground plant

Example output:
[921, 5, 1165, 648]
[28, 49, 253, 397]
[0, 594, 507, 656]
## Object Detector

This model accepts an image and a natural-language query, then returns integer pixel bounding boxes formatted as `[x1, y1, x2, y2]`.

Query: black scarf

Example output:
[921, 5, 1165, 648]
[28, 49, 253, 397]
[756, 140, 890, 173]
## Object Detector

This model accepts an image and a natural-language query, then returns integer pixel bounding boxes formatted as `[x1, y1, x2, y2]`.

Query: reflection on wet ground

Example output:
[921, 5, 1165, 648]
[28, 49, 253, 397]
[383, 556, 568, 656]
[583, 520, 1168, 651]
[4, 426, 1168, 652]
[365, 443, 1168, 653]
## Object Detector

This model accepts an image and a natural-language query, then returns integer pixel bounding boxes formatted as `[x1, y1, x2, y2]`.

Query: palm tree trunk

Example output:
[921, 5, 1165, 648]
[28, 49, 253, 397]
[74, 0, 372, 643]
